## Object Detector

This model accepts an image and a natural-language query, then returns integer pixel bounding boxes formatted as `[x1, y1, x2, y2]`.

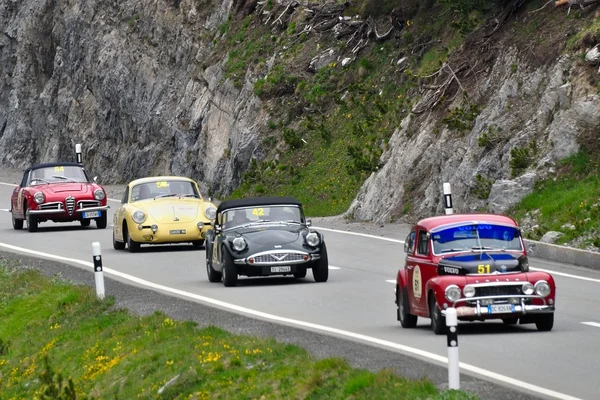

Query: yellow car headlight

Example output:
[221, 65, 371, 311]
[132, 210, 146, 224]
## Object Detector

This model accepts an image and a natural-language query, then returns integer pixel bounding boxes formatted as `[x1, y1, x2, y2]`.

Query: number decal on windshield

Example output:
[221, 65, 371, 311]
[477, 264, 491, 274]
[54, 166, 64, 172]
[156, 181, 169, 188]
[252, 208, 265, 216]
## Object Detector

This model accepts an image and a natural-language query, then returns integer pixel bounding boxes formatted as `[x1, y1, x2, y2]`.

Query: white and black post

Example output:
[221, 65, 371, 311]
[446, 307, 460, 390]
[443, 182, 453, 215]
[75, 143, 83, 164]
[92, 242, 105, 300]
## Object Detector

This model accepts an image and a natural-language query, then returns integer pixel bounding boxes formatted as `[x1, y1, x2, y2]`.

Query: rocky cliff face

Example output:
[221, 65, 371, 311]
[1, 0, 599, 221]
[348, 49, 600, 221]
[0, 0, 265, 196]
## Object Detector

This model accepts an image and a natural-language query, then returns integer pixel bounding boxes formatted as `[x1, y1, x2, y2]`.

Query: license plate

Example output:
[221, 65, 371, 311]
[271, 266, 291, 273]
[169, 229, 186, 235]
[83, 211, 100, 219]
[488, 304, 515, 314]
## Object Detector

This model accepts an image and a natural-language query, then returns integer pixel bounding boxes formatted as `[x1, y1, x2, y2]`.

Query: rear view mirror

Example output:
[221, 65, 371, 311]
[93, 176, 98, 183]
[404, 242, 410, 253]
[306, 219, 312, 227]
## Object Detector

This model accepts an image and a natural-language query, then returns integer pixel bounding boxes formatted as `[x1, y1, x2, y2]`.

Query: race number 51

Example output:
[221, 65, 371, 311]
[477, 264, 491, 274]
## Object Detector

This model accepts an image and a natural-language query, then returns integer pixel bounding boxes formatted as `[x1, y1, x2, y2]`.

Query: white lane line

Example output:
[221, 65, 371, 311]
[530, 267, 600, 283]
[0, 241, 581, 400]
[581, 322, 600, 328]
[0, 208, 9, 212]
[328, 266, 341, 270]
[313, 226, 405, 244]
[386, 279, 396, 284]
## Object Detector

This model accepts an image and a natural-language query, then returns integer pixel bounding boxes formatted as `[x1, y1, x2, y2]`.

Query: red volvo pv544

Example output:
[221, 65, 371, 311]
[10, 162, 110, 232]
[395, 213, 555, 334]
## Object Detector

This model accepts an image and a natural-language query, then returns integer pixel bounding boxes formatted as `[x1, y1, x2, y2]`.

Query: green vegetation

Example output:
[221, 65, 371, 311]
[472, 173, 493, 200]
[0, 265, 477, 399]
[477, 125, 503, 149]
[211, 0, 592, 221]
[509, 140, 538, 178]
[442, 103, 481, 132]
[511, 151, 600, 247]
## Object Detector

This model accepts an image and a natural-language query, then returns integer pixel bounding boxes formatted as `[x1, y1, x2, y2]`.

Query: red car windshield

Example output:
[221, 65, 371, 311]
[431, 224, 523, 254]
[29, 166, 89, 185]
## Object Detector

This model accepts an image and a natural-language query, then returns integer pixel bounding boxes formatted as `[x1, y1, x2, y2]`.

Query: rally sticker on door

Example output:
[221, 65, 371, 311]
[413, 265, 422, 299]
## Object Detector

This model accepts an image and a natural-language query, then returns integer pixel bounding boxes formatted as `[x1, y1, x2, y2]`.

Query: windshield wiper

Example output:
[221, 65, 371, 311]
[52, 175, 78, 183]
[440, 248, 468, 253]
[179, 194, 199, 198]
[154, 194, 178, 198]
[471, 246, 497, 251]
[30, 178, 50, 185]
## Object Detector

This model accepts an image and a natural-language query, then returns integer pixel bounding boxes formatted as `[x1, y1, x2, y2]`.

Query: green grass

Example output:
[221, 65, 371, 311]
[0, 265, 478, 399]
[510, 152, 600, 247]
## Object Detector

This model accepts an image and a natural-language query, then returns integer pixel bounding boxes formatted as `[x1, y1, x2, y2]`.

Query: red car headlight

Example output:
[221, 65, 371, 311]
[445, 285, 462, 302]
[534, 280, 551, 297]
[34, 192, 45, 204]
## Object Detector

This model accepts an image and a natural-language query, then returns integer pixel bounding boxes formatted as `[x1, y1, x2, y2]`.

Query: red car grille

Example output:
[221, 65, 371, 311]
[77, 200, 101, 209]
[476, 285, 522, 297]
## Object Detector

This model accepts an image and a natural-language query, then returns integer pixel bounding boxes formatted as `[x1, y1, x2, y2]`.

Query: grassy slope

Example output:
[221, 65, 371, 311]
[0, 265, 476, 399]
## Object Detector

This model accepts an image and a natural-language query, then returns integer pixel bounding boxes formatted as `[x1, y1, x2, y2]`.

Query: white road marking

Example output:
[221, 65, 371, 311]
[314, 226, 405, 243]
[328, 266, 341, 270]
[386, 279, 396, 284]
[0, 208, 9, 212]
[581, 322, 600, 328]
[0, 241, 582, 400]
[0, 182, 17, 187]
[530, 267, 600, 283]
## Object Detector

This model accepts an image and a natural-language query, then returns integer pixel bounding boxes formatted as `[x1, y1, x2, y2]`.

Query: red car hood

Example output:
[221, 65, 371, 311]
[36, 183, 93, 195]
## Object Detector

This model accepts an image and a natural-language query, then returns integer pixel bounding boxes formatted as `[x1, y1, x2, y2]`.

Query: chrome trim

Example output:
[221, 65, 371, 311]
[464, 281, 527, 288]
[38, 202, 64, 211]
[65, 196, 75, 215]
[443, 295, 555, 317]
[74, 205, 110, 213]
[28, 205, 109, 215]
[29, 209, 68, 215]
[234, 249, 318, 265]
[77, 200, 102, 209]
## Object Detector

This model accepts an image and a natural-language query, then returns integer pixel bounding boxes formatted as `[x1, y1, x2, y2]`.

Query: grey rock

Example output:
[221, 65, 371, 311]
[585, 45, 600, 64]
[308, 48, 337, 72]
[540, 231, 563, 244]
[488, 173, 537, 214]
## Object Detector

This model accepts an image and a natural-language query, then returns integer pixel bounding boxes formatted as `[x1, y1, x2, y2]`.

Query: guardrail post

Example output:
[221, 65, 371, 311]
[443, 182, 453, 215]
[75, 143, 83, 164]
[92, 242, 105, 300]
[446, 307, 460, 390]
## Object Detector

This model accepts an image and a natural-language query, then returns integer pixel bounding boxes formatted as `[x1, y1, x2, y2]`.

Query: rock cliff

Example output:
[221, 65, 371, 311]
[1, 0, 599, 221]
[0, 0, 264, 196]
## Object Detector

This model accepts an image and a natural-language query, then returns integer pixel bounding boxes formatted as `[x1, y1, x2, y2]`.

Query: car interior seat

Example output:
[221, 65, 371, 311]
[138, 185, 152, 200]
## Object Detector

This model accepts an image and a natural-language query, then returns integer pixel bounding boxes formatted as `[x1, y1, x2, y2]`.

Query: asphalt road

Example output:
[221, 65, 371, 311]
[1, 183, 599, 400]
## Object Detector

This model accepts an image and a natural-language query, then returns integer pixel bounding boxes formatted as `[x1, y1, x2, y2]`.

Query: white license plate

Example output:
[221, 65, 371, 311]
[170, 229, 186, 235]
[83, 211, 100, 219]
[488, 304, 515, 314]
[271, 266, 291, 273]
